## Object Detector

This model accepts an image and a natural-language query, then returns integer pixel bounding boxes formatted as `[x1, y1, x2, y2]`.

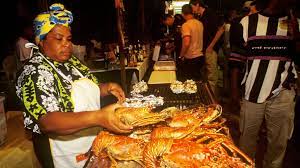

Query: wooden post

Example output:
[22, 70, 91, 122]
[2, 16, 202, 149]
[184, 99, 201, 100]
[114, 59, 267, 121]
[115, 0, 127, 94]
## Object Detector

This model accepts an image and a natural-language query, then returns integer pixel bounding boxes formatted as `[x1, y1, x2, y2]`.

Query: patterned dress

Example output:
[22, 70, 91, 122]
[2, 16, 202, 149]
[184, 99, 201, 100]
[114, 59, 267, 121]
[16, 49, 99, 134]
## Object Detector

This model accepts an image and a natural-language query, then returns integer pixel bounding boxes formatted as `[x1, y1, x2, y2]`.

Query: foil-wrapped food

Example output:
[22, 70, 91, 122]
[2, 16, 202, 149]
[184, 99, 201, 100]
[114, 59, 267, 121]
[170, 80, 197, 94]
[170, 81, 184, 94]
[184, 80, 197, 94]
[131, 80, 148, 95]
[123, 94, 164, 108]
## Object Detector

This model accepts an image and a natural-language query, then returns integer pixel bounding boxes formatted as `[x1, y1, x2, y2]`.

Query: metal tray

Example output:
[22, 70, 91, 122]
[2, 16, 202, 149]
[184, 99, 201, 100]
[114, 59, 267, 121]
[143, 81, 216, 110]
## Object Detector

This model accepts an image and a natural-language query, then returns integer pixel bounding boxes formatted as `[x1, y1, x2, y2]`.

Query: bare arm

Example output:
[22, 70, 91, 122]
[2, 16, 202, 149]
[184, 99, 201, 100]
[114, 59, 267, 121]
[39, 103, 132, 135]
[180, 36, 191, 58]
[39, 110, 99, 135]
[100, 82, 125, 102]
[206, 24, 225, 53]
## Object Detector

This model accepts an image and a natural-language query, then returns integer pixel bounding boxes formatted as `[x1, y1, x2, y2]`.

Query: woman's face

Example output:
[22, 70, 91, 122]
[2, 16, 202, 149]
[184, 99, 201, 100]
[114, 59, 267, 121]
[40, 25, 72, 62]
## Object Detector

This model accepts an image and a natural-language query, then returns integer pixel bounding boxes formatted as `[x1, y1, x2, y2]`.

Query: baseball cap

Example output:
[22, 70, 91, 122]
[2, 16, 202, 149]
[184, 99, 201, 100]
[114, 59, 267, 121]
[243, 1, 256, 9]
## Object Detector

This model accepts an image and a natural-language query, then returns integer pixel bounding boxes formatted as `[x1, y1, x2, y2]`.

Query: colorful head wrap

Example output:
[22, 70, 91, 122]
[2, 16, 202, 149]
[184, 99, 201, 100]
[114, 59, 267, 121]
[33, 3, 73, 44]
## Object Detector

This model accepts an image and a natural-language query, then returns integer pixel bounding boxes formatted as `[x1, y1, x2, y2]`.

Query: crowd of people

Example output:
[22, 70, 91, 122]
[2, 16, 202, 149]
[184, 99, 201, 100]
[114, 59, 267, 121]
[158, 0, 300, 167]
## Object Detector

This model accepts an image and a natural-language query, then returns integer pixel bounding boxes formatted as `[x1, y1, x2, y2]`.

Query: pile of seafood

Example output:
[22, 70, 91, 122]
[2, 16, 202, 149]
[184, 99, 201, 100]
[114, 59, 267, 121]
[84, 104, 254, 168]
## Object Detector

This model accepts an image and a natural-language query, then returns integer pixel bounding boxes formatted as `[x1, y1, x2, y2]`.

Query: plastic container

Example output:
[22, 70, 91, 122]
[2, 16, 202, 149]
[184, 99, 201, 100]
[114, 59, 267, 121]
[153, 61, 176, 71]
[0, 96, 7, 146]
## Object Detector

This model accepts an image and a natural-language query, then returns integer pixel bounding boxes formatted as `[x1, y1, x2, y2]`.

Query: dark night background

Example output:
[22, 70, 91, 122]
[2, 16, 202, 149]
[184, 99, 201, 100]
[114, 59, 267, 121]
[0, 1, 300, 167]
[0, 0, 299, 64]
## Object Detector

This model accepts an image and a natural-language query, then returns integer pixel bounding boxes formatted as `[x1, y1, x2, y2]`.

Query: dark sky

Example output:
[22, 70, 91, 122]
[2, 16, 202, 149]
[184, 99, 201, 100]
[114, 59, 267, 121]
[1, 0, 299, 63]
[0, 0, 248, 63]
[1, 0, 118, 61]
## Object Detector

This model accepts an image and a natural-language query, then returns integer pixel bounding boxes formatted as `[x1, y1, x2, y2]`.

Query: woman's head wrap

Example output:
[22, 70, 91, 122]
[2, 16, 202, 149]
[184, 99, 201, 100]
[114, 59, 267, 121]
[33, 3, 73, 44]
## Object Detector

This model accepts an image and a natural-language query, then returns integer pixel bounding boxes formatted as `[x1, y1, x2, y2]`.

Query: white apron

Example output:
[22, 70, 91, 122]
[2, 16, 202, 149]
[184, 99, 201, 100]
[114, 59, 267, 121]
[26, 43, 101, 168]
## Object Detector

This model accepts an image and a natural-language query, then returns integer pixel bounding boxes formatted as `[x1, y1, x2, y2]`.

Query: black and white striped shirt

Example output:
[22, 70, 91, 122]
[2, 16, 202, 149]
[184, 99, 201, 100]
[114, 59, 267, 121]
[230, 13, 299, 103]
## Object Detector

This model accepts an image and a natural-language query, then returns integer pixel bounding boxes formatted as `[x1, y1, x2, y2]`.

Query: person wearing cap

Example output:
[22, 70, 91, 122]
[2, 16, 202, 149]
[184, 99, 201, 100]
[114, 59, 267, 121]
[16, 3, 132, 168]
[189, 0, 224, 94]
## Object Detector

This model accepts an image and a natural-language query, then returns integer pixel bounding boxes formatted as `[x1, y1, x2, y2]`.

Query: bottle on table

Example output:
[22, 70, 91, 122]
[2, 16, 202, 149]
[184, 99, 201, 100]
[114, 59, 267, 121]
[117, 44, 128, 67]
[128, 45, 134, 67]
[115, 45, 120, 60]
[137, 40, 144, 62]
[132, 51, 137, 67]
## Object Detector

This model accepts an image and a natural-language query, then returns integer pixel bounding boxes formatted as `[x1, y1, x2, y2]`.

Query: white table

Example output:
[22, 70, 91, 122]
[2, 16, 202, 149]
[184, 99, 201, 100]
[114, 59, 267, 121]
[90, 57, 150, 82]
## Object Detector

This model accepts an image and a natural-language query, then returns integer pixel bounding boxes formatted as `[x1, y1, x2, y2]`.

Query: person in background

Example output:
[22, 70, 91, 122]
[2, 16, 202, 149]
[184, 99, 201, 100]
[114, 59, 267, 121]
[227, 1, 260, 112]
[230, 0, 299, 167]
[16, 20, 34, 66]
[215, 9, 243, 113]
[290, 5, 300, 151]
[190, 0, 224, 94]
[174, 14, 185, 27]
[158, 14, 176, 60]
[86, 40, 116, 64]
[243, 0, 259, 16]
[221, 9, 241, 111]
[104, 43, 118, 62]
[162, 14, 175, 37]
[158, 14, 174, 41]
[227, 5, 256, 113]
[179, 4, 204, 81]
[16, 4, 132, 168]
[72, 44, 87, 64]
[173, 14, 185, 59]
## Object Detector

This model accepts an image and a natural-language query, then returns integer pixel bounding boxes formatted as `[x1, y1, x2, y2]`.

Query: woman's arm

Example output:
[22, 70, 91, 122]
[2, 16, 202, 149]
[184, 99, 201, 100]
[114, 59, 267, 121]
[39, 103, 132, 135]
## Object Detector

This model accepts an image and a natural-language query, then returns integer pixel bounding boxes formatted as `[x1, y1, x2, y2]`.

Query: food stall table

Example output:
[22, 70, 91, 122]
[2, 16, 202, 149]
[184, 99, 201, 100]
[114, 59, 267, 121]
[89, 57, 150, 82]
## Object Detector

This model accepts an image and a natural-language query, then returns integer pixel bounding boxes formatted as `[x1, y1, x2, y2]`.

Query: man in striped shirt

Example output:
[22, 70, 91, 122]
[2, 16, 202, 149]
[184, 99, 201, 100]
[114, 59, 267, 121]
[230, 0, 299, 167]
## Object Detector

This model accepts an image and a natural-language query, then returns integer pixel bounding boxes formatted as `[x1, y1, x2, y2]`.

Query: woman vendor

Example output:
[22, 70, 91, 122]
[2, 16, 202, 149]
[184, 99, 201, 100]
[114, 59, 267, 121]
[16, 3, 132, 168]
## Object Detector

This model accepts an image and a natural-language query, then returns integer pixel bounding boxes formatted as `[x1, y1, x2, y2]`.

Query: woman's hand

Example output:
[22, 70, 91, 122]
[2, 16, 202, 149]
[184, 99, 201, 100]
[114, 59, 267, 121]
[98, 103, 132, 133]
[100, 83, 125, 102]
[108, 83, 126, 102]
